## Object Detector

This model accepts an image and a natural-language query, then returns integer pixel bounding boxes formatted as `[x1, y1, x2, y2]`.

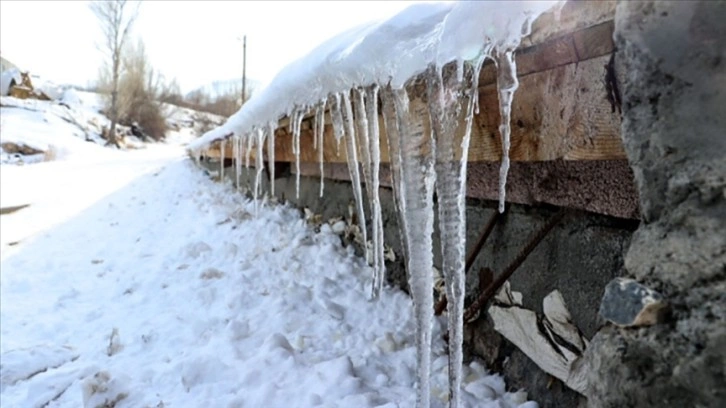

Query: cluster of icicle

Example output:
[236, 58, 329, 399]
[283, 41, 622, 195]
[194, 49, 518, 408]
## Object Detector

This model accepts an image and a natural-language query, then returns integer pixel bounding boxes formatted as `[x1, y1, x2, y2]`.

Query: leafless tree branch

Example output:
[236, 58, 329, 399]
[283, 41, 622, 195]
[89, 0, 139, 147]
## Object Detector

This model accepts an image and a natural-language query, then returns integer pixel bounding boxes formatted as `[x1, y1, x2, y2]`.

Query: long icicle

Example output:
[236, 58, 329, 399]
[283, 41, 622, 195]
[354, 87, 386, 299]
[340, 91, 369, 268]
[245, 132, 253, 169]
[365, 86, 385, 298]
[352, 89, 373, 271]
[254, 128, 266, 214]
[233, 135, 240, 190]
[267, 122, 276, 196]
[219, 138, 226, 183]
[380, 85, 410, 269]
[313, 105, 320, 151]
[317, 100, 326, 197]
[353, 89, 374, 211]
[367, 86, 385, 298]
[392, 86, 436, 408]
[495, 50, 518, 213]
[427, 59, 482, 408]
[292, 110, 304, 200]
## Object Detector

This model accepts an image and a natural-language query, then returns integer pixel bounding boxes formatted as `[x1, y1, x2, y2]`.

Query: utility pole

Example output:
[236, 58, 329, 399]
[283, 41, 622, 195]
[241, 35, 247, 105]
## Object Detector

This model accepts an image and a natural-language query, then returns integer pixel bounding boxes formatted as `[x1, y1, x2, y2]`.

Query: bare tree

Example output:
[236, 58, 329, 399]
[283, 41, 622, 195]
[90, 0, 139, 147]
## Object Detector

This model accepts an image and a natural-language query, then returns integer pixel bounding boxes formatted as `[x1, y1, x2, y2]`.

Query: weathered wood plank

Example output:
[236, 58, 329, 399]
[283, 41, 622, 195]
[293, 160, 640, 220]
[473, 55, 624, 162]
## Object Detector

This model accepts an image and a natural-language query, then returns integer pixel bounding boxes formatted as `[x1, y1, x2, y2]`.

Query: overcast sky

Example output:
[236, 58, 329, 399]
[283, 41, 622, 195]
[0, 1, 427, 93]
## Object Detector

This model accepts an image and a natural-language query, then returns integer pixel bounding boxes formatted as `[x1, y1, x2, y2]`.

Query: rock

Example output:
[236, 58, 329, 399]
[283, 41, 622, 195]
[1, 142, 43, 155]
[199, 268, 225, 280]
[599, 278, 667, 327]
[330, 219, 346, 235]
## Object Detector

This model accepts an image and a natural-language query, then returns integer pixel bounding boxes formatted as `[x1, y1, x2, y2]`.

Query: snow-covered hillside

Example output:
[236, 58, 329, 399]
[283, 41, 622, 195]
[0, 90, 143, 164]
[0, 88, 222, 164]
[0, 144, 534, 407]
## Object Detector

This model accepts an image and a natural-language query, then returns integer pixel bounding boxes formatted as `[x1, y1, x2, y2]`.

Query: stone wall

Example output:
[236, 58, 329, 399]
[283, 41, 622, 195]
[584, 1, 726, 407]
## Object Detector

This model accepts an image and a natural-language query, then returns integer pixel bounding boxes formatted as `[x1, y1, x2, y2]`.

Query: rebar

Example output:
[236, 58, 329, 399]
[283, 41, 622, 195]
[463, 209, 567, 323]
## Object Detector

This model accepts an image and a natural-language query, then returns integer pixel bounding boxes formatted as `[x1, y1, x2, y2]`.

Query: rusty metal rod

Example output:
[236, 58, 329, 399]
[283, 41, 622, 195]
[434, 210, 501, 315]
[463, 209, 567, 323]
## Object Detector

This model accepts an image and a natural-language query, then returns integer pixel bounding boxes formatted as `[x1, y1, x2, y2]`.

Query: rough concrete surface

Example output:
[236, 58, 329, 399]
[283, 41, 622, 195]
[584, 1, 726, 407]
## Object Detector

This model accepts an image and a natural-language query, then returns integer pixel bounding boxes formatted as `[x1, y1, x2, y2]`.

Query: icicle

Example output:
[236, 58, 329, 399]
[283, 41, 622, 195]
[313, 106, 320, 151]
[390, 86, 436, 408]
[353, 90, 374, 206]
[316, 101, 326, 197]
[267, 122, 276, 196]
[354, 87, 386, 299]
[455, 58, 464, 83]
[330, 94, 345, 156]
[245, 132, 253, 169]
[495, 50, 518, 213]
[291, 110, 304, 200]
[427, 60, 483, 408]
[380, 86, 409, 268]
[366, 86, 385, 299]
[237, 136, 244, 188]
[219, 139, 226, 182]
[231, 136, 237, 188]
[339, 91, 369, 268]
[254, 128, 266, 214]
[232, 135, 239, 189]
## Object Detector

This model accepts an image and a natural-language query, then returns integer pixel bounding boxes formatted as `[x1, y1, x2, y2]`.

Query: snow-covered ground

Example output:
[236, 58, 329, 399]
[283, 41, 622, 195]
[0, 140, 533, 407]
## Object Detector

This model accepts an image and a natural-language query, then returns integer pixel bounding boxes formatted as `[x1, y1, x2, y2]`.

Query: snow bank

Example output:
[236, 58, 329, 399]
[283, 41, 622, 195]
[31, 75, 64, 100]
[189, 1, 559, 151]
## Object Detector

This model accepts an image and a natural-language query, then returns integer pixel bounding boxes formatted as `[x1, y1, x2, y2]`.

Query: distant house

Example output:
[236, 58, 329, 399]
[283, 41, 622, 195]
[0, 56, 19, 73]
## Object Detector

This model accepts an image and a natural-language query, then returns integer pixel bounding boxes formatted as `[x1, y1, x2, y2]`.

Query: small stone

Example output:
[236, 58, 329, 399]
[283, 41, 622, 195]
[599, 278, 667, 327]
[331, 220, 346, 234]
[200, 268, 225, 280]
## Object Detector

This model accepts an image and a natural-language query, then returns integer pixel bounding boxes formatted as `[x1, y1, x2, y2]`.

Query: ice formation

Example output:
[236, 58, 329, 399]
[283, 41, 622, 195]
[314, 102, 326, 197]
[189, 1, 560, 407]
[219, 139, 225, 181]
[267, 122, 276, 196]
[233, 135, 241, 189]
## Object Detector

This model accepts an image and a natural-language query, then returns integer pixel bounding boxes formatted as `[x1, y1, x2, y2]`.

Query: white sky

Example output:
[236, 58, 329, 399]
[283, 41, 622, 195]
[0, 0, 428, 93]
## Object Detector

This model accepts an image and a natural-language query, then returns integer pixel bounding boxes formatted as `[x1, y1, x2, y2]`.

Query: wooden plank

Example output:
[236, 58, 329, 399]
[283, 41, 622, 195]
[472, 55, 624, 162]
[294, 160, 640, 220]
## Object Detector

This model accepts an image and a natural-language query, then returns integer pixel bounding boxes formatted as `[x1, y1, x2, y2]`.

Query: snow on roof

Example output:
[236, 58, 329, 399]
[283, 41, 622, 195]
[189, 1, 560, 152]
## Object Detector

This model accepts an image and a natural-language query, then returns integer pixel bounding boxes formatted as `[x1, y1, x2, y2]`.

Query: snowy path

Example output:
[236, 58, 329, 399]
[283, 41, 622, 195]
[1, 145, 530, 407]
